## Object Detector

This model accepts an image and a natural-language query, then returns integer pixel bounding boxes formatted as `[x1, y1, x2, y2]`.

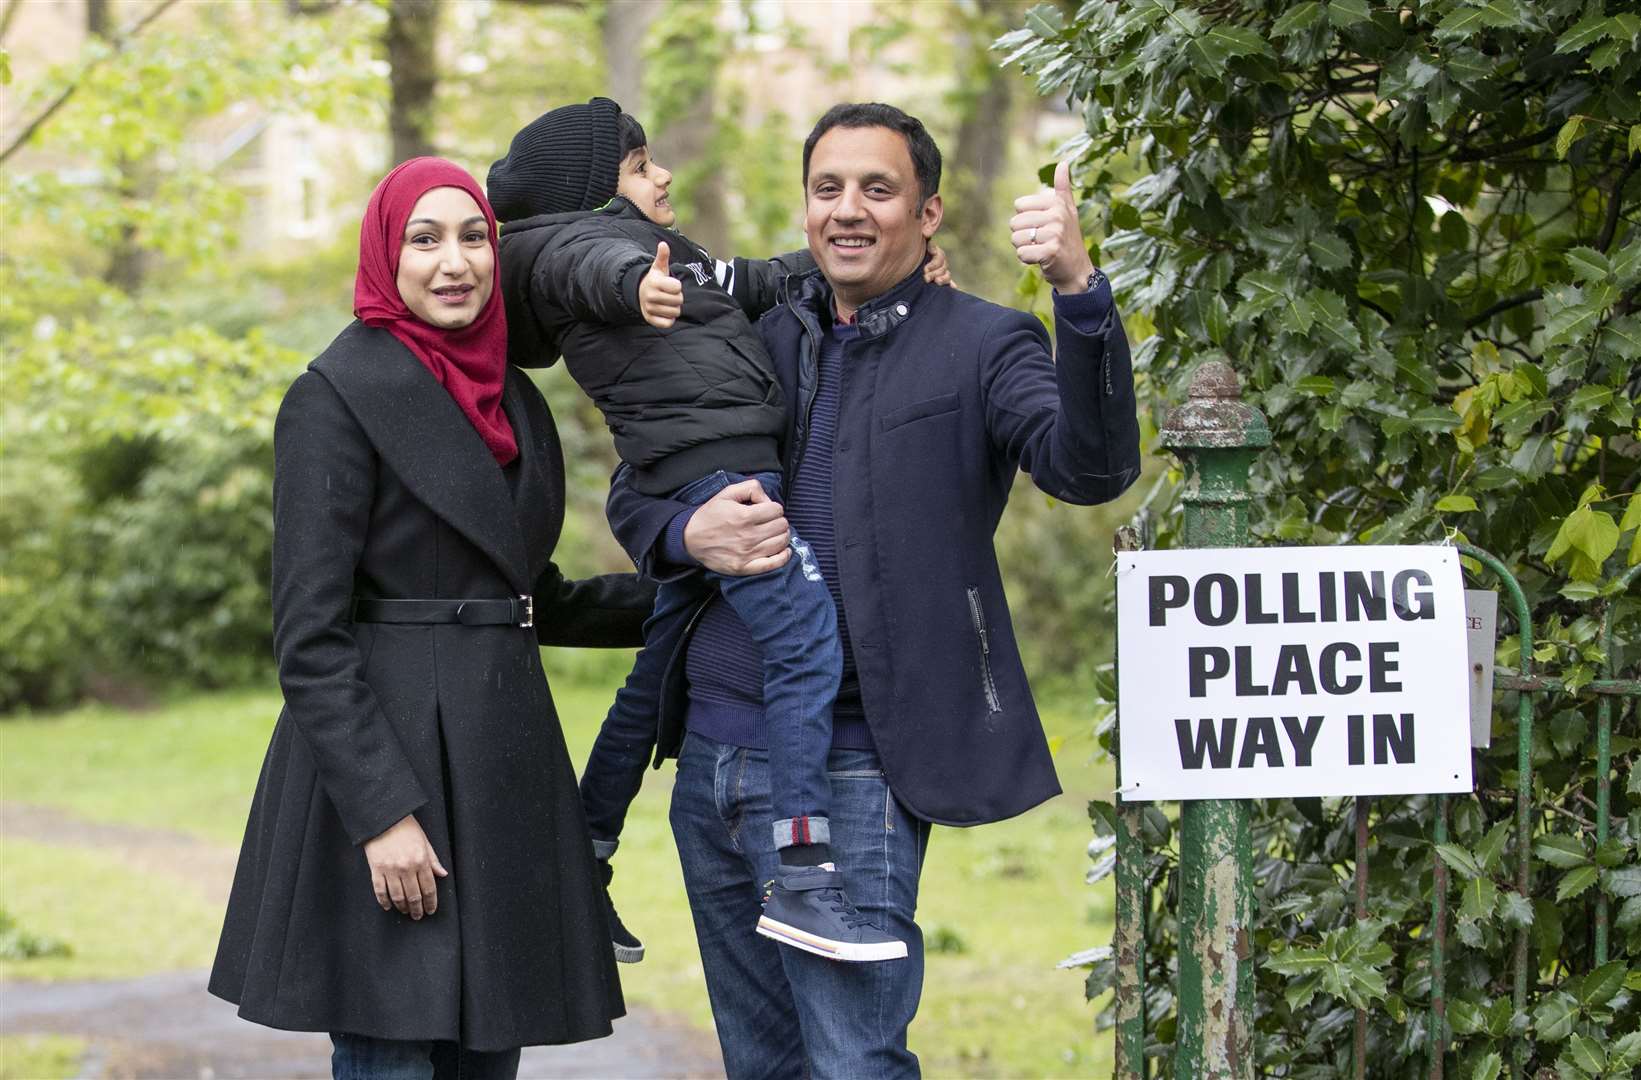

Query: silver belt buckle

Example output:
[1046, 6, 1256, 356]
[518, 594, 534, 629]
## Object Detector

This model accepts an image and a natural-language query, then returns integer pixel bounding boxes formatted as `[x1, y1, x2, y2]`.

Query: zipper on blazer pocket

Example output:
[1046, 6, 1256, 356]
[966, 586, 1002, 714]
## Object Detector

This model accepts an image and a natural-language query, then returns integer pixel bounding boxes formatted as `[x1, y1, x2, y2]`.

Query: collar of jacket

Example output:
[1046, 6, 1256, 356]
[785, 257, 930, 340]
[311, 322, 539, 593]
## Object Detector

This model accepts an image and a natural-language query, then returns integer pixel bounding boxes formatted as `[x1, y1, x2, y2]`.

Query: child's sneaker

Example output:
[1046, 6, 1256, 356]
[597, 859, 644, 964]
[755, 867, 907, 962]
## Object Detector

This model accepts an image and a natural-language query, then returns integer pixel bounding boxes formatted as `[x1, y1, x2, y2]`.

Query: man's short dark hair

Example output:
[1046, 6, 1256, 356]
[617, 112, 648, 160]
[802, 103, 942, 205]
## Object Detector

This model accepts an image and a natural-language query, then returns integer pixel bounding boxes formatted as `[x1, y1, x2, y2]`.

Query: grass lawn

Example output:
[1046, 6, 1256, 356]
[0, 1036, 84, 1080]
[1, 840, 223, 981]
[1, 654, 1114, 1076]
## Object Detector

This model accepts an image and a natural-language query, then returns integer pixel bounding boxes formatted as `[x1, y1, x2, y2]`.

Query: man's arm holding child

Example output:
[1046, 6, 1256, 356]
[606, 464, 790, 582]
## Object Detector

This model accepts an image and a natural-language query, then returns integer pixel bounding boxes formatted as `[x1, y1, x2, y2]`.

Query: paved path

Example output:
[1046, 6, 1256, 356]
[3, 971, 723, 1078]
[2, 803, 724, 1078]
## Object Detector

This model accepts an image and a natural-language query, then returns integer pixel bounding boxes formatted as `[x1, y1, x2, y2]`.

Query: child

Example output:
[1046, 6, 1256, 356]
[488, 99, 946, 964]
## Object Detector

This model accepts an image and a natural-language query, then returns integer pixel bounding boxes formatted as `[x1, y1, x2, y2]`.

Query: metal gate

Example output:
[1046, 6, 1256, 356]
[1108, 360, 1641, 1079]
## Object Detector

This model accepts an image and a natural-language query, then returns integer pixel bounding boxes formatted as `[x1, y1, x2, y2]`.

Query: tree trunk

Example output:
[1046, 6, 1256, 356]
[600, 0, 662, 115]
[385, 0, 439, 166]
[651, 89, 730, 256]
[642, 2, 730, 256]
[943, 0, 1020, 297]
[89, 0, 147, 293]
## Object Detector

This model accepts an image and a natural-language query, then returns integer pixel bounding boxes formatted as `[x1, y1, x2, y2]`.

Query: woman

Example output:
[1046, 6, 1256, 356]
[209, 158, 652, 1077]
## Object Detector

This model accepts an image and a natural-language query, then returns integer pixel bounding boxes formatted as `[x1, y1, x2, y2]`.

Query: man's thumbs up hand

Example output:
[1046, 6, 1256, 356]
[1009, 160, 1097, 294]
[639, 241, 684, 328]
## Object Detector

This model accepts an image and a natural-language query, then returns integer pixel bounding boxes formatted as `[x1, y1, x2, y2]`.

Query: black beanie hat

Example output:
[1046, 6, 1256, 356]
[487, 97, 624, 223]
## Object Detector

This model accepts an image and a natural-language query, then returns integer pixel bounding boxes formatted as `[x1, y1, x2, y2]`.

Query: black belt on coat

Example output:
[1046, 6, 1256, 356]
[351, 595, 534, 629]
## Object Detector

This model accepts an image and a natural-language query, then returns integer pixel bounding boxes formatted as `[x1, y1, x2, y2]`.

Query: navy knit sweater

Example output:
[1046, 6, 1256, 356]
[663, 284, 1113, 752]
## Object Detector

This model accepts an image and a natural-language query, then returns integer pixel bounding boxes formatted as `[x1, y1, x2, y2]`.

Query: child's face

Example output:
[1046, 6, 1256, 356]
[617, 148, 676, 228]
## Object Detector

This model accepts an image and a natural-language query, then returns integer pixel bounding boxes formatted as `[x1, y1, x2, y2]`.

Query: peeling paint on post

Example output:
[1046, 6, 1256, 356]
[1160, 360, 1266, 1080]
[1113, 525, 1148, 1080]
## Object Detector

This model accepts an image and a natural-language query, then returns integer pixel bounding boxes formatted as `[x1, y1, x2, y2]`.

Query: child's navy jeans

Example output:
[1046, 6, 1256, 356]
[578, 469, 842, 857]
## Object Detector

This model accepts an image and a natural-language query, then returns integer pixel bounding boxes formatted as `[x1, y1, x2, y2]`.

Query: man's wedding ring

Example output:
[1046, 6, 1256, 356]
[1028, 226, 1038, 244]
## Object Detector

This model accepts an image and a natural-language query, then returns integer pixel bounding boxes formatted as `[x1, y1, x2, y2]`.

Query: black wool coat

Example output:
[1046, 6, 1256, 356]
[209, 321, 653, 1051]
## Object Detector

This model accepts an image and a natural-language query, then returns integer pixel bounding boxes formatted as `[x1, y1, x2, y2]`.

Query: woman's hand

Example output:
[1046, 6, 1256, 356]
[923, 241, 952, 286]
[363, 814, 448, 919]
[639, 241, 684, 329]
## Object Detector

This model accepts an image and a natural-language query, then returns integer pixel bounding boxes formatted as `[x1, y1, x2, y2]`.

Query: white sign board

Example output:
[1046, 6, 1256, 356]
[1116, 546, 1473, 801]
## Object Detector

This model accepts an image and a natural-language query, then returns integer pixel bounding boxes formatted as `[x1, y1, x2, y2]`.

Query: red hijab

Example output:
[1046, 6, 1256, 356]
[354, 157, 517, 465]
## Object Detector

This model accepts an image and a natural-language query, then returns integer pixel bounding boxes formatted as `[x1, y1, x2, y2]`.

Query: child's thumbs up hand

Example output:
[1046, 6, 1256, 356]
[639, 241, 684, 329]
[1009, 160, 1096, 293]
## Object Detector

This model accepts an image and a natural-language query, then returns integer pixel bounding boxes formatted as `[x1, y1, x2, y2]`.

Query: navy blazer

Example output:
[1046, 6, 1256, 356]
[606, 266, 1141, 825]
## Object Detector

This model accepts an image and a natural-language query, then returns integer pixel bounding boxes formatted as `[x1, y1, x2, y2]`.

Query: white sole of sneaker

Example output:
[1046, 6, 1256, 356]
[754, 916, 909, 962]
[613, 941, 644, 964]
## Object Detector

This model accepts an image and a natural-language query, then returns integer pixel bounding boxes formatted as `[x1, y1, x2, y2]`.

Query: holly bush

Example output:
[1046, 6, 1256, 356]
[1003, 0, 1641, 1074]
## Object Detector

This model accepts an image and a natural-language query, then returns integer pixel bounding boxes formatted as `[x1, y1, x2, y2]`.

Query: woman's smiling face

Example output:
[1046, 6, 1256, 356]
[395, 186, 495, 330]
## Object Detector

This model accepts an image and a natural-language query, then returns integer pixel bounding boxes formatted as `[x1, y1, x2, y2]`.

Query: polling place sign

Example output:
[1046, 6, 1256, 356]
[1116, 545, 1472, 801]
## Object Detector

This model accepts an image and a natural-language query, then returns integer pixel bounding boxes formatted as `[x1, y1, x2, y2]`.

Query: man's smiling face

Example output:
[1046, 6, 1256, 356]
[803, 125, 942, 317]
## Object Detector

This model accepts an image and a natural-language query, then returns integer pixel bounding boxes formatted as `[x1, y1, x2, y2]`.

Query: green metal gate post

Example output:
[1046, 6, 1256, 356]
[1159, 361, 1268, 1078]
[1112, 526, 1149, 1080]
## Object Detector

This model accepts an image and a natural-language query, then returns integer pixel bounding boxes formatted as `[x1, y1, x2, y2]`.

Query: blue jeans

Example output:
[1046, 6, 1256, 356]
[670, 731, 931, 1079]
[329, 1033, 519, 1080]
[581, 470, 842, 855]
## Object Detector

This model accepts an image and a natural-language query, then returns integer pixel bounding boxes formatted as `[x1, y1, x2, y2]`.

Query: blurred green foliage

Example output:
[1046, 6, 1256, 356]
[1, 0, 1127, 716]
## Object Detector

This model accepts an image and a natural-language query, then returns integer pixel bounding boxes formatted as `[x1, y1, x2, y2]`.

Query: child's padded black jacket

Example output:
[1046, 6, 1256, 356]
[498, 196, 813, 495]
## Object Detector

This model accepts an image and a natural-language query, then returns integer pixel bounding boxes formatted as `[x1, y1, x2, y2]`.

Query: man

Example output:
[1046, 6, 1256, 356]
[605, 102, 1140, 1077]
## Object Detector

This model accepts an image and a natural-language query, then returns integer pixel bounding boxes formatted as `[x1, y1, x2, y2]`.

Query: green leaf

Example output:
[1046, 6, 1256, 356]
[1326, 0, 1371, 26]
[1590, 38, 1624, 70]
[1496, 889, 1533, 928]
[1235, 271, 1288, 319]
[1603, 866, 1641, 898]
[1308, 232, 1352, 270]
[1556, 115, 1588, 160]
[1533, 990, 1577, 1041]
[1513, 362, 1547, 397]
[1436, 494, 1478, 513]
[1448, 996, 1484, 1034]
[1272, 2, 1325, 37]
[1533, 835, 1591, 869]
[1632, 124, 1641, 158]
[1621, 494, 1641, 534]
[1470, 1051, 1502, 1080]
[1476, 821, 1512, 871]
[1565, 246, 1611, 283]
[1556, 864, 1600, 902]
[1202, 24, 1274, 59]
[1605, 316, 1641, 361]
[1568, 385, 1614, 413]
[1574, 960, 1626, 1008]
[1087, 799, 1118, 838]
[1547, 504, 1622, 581]
[1296, 376, 1335, 396]
[1436, 7, 1490, 37]
[1567, 1034, 1605, 1074]
[1612, 1032, 1641, 1068]
[1460, 875, 1498, 920]
[1436, 843, 1485, 879]
[1555, 14, 1611, 53]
